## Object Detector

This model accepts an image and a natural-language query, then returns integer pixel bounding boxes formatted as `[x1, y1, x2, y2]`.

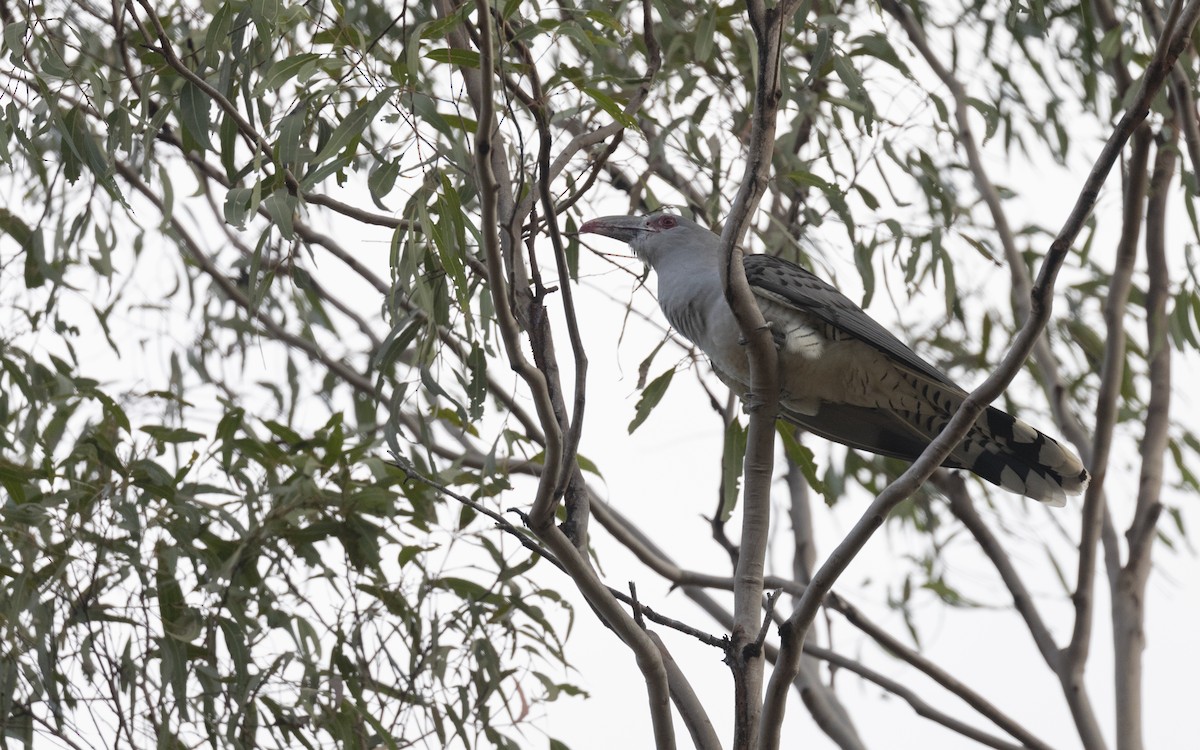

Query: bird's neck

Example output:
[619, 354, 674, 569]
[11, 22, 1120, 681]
[651, 243, 725, 346]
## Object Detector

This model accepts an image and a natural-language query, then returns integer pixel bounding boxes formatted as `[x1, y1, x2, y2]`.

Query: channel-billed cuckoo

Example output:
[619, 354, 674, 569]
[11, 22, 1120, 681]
[581, 211, 1089, 505]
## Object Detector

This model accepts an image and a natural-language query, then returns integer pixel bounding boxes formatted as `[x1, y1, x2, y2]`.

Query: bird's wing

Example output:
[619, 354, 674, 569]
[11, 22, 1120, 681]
[743, 254, 957, 387]
[780, 401, 968, 468]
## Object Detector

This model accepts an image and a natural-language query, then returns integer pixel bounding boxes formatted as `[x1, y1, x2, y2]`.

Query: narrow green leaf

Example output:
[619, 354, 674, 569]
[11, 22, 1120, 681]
[575, 453, 601, 476]
[2, 22, 28, 62]
[957, 231, 999, 263]
[423, 48, 481, 68]
[249, 0, 280, 40]
[0, 100, 13, 164]
[585, 9, 626, 34]
[628, 368, 674, 433]
[21, 227, 48, 288]
[466, 343, 487, 421]
[92, 390, 131, 433]
[694, 2, 718, 60]
[419, 10, 471, 41]
[436, 576, 489, 600]
[155, 544, 191, 718]
[853, 238, 876, 308]
[368, 158, 401, 209]
[179, 81, 213, 151]
[851, 34, 912, 78]
[273, 106, 306, 167]
[311, 88, 394, 167]
[263, 419, 303, 445]
[262, 188, 297, 239]
[0, 207, 34, 248]
[833, 55, 865, 97]
[965, 97, 1000, 143]
[433, 174, 471, 314]
[223, 186, 256, 228]
[140, 425, 206, 444]
[582, 86, 635, 127]
[204, 2, 234, 69]
[57, 107, 112, 186]
[854, 184, 880, 210]
[720, 419, 748, 521]
[257, 53, 322, 94]
[789, 171, 856, 242]
[1097, 26, 1123, 61]
[778, 424, 828, 498]
[806, 26, 832, 86]
[928, 93, 950, 124]
[0, 457, 38, 504]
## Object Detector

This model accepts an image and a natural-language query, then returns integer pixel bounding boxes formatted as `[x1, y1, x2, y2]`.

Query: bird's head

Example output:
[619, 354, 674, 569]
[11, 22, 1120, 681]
[580, 212, 715, 268]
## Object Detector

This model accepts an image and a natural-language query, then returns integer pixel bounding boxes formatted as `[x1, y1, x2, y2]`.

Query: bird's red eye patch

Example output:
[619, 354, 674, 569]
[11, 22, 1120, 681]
[651, 215, 678, 230]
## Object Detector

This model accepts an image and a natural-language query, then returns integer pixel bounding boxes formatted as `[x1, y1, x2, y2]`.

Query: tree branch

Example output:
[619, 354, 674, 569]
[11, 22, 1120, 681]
[470, 0, 565, 530]
[1057, 127, 1151, 746]
[649, 631, 723, 750]
[717, 4, 802, 745]
[802, 642, 1030, 750]
[1114, 121, 1176, 750]
[472, 2, 675, 746]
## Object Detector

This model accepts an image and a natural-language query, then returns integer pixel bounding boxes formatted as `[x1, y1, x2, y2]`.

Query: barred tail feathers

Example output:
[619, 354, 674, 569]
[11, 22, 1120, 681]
[777, 364, 1089, 504]
[954, 406, 1090, 506]
[883, 369, 1090, 505]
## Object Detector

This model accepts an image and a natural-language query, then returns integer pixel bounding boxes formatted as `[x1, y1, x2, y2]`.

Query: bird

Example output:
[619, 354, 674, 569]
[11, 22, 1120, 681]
[580, 211, 1090, 505]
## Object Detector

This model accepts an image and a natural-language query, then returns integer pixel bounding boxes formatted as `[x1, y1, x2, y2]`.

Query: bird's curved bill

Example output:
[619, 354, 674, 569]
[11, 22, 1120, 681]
[579, 215, 646, 243]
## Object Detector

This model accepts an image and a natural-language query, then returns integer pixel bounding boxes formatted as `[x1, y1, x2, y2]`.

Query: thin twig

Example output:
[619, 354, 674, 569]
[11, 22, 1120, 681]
[801, 644, 1029, 750]
[630, 582, 646, 628]
[754, 589, 783, 652]
[828, 587, 1054, 750]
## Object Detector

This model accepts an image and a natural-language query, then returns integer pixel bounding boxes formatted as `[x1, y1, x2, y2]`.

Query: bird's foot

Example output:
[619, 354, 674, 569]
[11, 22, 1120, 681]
[738, 321, 777, 346]
[742, 390, 767, 414]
